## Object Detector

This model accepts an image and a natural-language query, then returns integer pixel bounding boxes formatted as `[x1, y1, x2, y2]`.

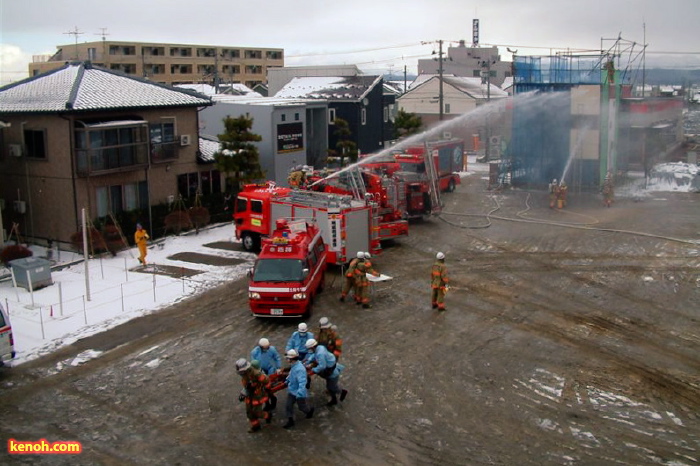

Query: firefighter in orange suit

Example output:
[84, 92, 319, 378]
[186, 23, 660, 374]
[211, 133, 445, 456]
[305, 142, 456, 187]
[602, 172, 614, 207]
[431, 252, 449, 311]
[318, 317, 343, 360]
[340, 251, 363, 302]
[236, 358, 270, 433]
[134, 223, 149, 265]
[557, 181, 568, 209]
[354, 252, 380, 309]
[548, 179, 559, 209]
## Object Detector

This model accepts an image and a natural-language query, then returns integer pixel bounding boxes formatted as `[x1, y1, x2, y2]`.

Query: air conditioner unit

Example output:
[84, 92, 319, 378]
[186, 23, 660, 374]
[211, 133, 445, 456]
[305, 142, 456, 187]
[9, 144, 23, 157]
[442, 131, 452, 140]
[180, 134, 191, 146]
[490, 136, 501, 145]
[13, 200, 26, 214]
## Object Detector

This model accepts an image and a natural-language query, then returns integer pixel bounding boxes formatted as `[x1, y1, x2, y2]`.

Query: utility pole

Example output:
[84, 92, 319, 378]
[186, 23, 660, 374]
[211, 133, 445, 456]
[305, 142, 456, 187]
[63, 26, 84, 60]
[403, 65, 407, 93]
[438, 39, 444, 121]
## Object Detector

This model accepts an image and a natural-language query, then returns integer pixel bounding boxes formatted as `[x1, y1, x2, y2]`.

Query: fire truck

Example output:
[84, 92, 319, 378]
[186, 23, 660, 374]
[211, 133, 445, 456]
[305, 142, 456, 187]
[234, 183, 402, 263]
[248, 219, 326, 318]
[395, 138, 465, 193]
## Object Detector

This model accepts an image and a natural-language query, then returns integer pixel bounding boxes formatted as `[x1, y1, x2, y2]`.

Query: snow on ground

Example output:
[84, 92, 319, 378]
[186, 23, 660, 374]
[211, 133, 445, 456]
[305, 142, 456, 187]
[1, 223, 254, 366]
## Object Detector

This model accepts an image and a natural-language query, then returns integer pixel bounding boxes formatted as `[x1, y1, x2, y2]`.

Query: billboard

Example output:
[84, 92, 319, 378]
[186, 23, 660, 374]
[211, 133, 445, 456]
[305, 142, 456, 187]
[277, 123, 304, 153]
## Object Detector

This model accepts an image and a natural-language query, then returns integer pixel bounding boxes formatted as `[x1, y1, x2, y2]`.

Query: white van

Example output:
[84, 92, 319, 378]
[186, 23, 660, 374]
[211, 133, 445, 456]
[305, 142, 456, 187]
[0, 302, 15, 366]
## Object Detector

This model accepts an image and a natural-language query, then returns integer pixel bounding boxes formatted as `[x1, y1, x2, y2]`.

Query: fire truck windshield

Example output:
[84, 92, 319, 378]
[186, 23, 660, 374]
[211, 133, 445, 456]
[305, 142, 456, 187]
[399, 162, 425, 173]
[253, 259, 305, 282]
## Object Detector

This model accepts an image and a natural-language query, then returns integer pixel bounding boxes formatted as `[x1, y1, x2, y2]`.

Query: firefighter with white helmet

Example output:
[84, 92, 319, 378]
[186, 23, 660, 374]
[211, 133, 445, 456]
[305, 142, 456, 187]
[304, 339, 348, 406]
[236, 357, 270, 433]
[549, 178, 560, 209]
[354, 251, 380, 308]
[602, 171, 614, 207]
[431, 252, 449, 311]
[282, 349, 314, 429]
[285, 322, 314, 361]
[250, 337, 281, 376]
[317, 317, 343, 360]
[340, 251, 364, 303]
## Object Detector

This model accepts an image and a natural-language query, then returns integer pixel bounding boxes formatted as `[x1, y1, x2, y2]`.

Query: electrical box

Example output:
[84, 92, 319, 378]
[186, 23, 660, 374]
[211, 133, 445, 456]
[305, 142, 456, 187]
[180, 134, 191, 146]
[9, 144, 23, 157]
[9, 257, 53, 290]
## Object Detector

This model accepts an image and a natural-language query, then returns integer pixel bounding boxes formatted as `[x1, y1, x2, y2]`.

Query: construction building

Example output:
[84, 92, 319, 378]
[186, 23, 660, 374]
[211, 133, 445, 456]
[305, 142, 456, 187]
[29, 40, 284, 89]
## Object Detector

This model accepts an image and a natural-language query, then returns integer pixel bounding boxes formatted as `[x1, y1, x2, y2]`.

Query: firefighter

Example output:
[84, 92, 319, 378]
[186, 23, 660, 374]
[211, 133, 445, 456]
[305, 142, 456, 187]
[557, 181, 568, 209]
[286, 322, 314, 361]
[548, 179, 559, 209]
[340, 251, 363, 302]
[317, 317, 343, 360]
[304, 339, 348, 406]
[287, 165, 307, 188]
[236, 358, 270, 433]
[282, 349, 314, 429]
[354, 252, 380, 309]
[431, 252, 449, 311]
[602, 172, 614, 207]
[250, 338, 281, 376]
[134, 223, 149, 265]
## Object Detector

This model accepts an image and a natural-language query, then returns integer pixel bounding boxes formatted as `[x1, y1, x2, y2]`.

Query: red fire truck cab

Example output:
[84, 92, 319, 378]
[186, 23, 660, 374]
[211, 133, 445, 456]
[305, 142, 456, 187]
[248, 219, 327, 318]
[399, 139, 465, 193]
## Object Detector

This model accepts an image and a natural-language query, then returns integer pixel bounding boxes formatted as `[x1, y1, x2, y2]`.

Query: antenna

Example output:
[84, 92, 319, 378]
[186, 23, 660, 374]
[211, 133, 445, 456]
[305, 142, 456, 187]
[63, 26, 84, 60]
[95, 27, 110, 42]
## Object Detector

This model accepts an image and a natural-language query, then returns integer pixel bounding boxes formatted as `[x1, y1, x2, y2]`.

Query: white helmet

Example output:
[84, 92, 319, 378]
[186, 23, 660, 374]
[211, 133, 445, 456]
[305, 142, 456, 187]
[364, 252, 371, 259]
[436, 252, 445, 260]
[258, 338, 270, 348]
[236, 358, 251, 372]
[552, 178, 557, 184]
[319, 317, 331, 328]
[356, 251, 364, 259]
[285, 349, 299, 359]
[298, 322, 308, 333]
[305, 338, 318, 349]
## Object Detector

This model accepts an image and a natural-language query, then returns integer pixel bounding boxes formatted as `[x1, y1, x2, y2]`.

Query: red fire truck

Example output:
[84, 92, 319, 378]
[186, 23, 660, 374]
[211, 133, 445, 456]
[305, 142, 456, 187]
[248, 219, 326, 318]
[396, 138, 464, 193]
[234, 183, 398, 264]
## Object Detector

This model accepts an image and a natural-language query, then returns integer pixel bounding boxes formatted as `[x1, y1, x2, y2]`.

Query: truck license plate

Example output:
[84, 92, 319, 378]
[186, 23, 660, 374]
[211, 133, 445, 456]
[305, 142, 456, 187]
[271, 308, 283, 316]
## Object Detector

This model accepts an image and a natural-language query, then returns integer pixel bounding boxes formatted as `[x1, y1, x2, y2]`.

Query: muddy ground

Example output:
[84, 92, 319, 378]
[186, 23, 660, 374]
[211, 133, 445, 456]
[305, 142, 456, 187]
[1, 174, 699, 466]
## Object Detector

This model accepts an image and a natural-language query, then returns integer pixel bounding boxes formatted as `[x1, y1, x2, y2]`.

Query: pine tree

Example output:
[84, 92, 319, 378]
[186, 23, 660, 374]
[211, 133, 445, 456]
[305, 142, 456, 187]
[327, 117, 358, 167]
[394, 109, 423, 139]
[214, 115, 265, 193]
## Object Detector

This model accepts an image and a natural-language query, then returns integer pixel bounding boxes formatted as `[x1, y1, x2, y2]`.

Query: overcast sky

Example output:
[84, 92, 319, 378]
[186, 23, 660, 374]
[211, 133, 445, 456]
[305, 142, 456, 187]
[1, 0, 699, 85]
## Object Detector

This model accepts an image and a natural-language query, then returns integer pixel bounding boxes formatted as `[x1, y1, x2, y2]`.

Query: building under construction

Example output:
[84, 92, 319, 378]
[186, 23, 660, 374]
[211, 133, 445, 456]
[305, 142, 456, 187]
[506, 44, 684, 189]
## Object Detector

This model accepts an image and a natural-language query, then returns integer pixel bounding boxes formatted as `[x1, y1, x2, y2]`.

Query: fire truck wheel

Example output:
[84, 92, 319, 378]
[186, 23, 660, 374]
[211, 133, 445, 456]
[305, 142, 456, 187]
[447, 179, 456, 193]
[241, 232, 259, 252]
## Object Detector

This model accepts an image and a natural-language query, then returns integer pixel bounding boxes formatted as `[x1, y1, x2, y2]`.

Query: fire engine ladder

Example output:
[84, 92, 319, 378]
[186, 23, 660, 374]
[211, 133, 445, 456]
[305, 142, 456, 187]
[423, 143, 443, 215]
[344, 168, 368, 201]
[288, 189, 355, 209]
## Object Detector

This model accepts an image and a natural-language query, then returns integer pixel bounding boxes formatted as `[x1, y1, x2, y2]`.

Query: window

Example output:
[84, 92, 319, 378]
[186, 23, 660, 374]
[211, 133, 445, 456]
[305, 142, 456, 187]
[251, 199, 263, 214]
[361, 108, 367, 126]
[244, 50, 262, 59]
[266, 51, 283, 60]
[245, 65, 262, 74]
[281, 114, 286, 122]
[96, 182, 146, 217]
[294, 113, 300, 121]
[329, 108, 336, 124]
[445, 103, 451, 114]
[150, 119, 177, 162]
[24, 129, 47, 159]
[75, 121, 149, 174]
[236, 197, 247, 213]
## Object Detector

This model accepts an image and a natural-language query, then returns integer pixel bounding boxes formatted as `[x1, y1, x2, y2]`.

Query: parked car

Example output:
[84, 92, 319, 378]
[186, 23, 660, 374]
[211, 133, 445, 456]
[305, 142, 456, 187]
[0, 302, 16, 366]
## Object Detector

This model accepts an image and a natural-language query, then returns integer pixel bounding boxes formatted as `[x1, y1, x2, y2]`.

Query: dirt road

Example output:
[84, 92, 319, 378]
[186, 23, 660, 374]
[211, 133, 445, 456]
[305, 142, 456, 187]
[1, 175, 699, 465]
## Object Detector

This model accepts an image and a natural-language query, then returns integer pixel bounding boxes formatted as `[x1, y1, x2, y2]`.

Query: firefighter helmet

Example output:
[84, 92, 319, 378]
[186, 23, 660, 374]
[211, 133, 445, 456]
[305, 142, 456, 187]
[319, 317, 331, 328]
[258, 338, 270, 348]
[298, 322, 308, 333]
[364, 252, 371, 259]
[251, 359, 261, 370]
[285, 349, 299, 359]
[305, 338, 318, 349]
[236, 358, 251, 372]
[552, 178, 557, 184]
[356, 251, 364, 259]
[436, 252, 445, 260]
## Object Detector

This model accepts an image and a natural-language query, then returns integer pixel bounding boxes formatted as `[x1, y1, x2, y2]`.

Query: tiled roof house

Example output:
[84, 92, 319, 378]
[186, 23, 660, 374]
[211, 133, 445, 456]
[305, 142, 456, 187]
[0, 62, 214, 246]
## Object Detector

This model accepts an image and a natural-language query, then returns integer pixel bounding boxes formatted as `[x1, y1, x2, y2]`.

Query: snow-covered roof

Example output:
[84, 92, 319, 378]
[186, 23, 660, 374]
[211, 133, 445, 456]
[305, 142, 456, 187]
[198, 136, 221, 163]
[212, 95, 327, 107]
[176, 83, 262, 97]
[406, 74, 507, 99]
[274, 75, 382, 102]
[0, 62, 212, 113]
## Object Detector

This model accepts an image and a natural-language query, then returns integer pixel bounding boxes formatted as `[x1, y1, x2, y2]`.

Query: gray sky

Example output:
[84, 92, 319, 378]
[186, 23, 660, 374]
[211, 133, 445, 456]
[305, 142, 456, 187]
[1, 0, 699, 85]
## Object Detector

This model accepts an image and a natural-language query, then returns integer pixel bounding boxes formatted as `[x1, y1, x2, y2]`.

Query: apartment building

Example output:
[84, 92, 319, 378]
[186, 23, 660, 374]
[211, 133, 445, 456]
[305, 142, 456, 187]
[29, 41, 284, 88]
